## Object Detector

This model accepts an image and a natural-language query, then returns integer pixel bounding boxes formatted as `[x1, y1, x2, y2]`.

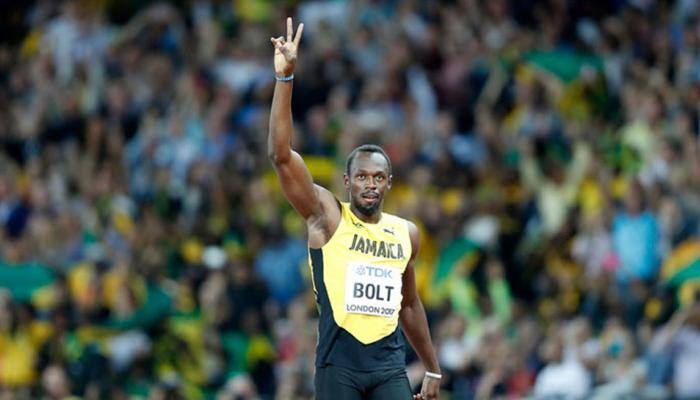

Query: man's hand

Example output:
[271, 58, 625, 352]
[270, 17, 304, 77]
[413, 375, 440, 400]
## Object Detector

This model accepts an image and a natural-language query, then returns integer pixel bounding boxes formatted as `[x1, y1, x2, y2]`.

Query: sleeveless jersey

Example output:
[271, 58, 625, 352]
[309, 201, 412, 370]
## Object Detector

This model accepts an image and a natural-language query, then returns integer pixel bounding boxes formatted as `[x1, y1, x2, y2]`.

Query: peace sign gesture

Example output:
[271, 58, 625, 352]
[270, 17, 304, 77]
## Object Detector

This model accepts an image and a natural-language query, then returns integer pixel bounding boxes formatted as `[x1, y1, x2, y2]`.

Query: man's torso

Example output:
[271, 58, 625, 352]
[309, 202, 412, 370]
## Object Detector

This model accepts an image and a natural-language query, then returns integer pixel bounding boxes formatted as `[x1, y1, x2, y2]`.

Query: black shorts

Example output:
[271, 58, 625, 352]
[315, 364, 412, 400]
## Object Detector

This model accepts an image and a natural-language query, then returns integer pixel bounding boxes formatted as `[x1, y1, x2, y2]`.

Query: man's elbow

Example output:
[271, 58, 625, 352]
[267, 146, 290, 165]
[267, 150, 280, 164]
[399, 304, 417, 326]
[400, 298, 418, 314]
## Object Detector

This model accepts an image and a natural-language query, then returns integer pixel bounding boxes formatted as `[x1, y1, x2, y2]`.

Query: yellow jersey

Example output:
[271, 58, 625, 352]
[309, 201, 412, 370]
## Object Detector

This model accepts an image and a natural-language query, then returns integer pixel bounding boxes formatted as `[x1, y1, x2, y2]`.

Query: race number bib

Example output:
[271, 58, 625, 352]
[345, 262, 402, 317]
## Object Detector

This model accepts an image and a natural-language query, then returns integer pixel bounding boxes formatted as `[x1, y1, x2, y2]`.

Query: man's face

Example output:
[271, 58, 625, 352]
[344, 152, 392, 218]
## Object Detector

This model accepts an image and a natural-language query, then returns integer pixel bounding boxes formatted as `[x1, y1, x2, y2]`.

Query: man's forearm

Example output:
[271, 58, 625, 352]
[400, 298, 440, 373]
[268, 81, 294, 163]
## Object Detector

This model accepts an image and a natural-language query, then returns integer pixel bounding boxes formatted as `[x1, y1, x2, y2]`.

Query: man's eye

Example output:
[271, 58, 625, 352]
[376, 176, 384, 182]
[358, 175, 365, 180]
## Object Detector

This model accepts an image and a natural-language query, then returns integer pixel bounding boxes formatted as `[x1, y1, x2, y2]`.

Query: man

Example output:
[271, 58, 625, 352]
[268, 17, 441, 400]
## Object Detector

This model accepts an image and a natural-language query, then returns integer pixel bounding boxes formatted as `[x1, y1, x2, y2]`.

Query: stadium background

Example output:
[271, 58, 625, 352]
[0, 0, 700, 399]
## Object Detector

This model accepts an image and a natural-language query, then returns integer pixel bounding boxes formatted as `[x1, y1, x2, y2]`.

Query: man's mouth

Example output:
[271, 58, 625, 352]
[362, 192, 379, 200]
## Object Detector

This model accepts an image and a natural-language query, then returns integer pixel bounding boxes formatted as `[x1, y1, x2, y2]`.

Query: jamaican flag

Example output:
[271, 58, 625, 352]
[662, 239, 700, 307]
[431, 238, 481, 330]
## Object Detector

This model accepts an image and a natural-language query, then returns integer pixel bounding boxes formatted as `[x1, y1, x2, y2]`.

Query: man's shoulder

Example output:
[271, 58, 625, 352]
[306, 185, 342, 248]
[312, 185, 341, 217]
[380, 211, 417, 234]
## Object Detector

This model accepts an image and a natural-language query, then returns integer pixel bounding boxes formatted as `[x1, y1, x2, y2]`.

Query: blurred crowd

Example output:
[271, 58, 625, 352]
[1, 0, 700, 399]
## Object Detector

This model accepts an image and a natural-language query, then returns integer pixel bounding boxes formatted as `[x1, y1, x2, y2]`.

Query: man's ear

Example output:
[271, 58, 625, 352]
[387, 174, 393, 190]
[343, 173, 350, 190]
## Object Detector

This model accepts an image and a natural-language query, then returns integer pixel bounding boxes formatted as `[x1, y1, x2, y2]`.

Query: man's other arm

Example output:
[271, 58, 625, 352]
[400, 221, 440, 399]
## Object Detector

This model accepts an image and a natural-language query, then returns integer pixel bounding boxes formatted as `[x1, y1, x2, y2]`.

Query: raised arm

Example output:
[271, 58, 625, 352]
[268, 18, 320, 219]
[400, 221, 441, 400]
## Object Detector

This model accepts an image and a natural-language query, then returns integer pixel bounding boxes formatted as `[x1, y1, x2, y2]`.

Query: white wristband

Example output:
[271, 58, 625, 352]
[425, 371, 442, 380]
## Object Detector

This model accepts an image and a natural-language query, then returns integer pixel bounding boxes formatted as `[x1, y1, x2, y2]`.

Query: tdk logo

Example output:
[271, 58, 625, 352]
[360, 266, 393, 279]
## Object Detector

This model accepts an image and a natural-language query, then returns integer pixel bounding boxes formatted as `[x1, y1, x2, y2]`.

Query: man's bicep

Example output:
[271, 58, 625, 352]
[401, 222, 421, 308]
[273, 151, 324, 219]
[401, 263, 418, 308]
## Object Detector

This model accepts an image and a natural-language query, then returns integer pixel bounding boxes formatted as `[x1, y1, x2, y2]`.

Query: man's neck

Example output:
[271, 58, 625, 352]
[350, 204, 382, 224]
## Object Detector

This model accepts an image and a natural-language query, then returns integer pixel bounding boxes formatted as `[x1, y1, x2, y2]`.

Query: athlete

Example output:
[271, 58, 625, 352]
[268, 18, 441, 400]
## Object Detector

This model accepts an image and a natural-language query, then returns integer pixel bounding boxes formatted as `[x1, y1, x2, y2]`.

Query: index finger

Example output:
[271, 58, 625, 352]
[293, 22, 304, 47]
[287, 17, 292, 42]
